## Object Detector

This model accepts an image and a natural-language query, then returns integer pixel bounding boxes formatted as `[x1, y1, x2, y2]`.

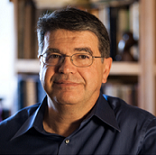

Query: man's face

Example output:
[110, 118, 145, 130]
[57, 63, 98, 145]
[39, 29, 112, 107]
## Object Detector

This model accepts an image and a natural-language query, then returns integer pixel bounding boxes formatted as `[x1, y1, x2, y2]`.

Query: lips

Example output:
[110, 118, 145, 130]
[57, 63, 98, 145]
[54, 80, 78, 85]
[53, 81, 80, 90]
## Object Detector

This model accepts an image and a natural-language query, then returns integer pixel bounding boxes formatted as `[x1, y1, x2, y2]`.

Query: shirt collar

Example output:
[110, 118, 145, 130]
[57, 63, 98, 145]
[11, 97, 47, 141]
[92, 93, 120, 132]
[11, 93, 120, 140]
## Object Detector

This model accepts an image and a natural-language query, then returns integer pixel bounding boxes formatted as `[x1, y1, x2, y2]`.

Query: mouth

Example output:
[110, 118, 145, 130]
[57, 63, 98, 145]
[53, 80, 79, 86]
[52, 79, 82, 91]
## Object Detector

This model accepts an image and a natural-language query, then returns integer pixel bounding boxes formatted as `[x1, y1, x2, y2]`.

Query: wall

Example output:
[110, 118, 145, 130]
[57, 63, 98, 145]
[0, 0, 16, 112]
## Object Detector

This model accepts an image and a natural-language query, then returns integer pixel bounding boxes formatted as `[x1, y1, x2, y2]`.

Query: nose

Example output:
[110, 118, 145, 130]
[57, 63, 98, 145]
[57, 56, 76, 74]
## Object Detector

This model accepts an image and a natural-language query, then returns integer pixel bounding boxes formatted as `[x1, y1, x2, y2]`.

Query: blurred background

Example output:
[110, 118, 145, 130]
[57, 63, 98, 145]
[0, 0, 156, 121]
[0, 0, 15, 120]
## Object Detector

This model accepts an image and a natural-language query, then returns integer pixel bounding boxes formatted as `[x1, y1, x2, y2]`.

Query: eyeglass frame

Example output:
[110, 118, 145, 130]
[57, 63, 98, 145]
[38, 52, 104, 67]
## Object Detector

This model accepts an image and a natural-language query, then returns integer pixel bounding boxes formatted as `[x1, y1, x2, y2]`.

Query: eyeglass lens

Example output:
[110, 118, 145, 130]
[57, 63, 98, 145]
[42, 53, 93, 67]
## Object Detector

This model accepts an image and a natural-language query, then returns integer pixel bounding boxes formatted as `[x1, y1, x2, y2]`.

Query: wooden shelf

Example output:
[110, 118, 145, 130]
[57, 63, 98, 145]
[16, 59, 140, 75]
[110, 62, 140, 75]
[15, 59, 40, 73]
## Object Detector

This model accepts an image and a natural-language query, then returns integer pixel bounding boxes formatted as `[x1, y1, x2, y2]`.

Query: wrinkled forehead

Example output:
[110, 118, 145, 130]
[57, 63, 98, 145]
[42, 29, 100, 55]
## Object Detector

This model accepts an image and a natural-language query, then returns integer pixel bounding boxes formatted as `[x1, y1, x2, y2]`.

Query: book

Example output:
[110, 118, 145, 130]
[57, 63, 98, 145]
[129, 1, 140, 60]
[25, 78, 37, 107]
[101, 82, 138, 106]
[18, 0, 37, 59]
[18, 0, 25, 59]
[17, 74, 46, 109]
[109, 6, 118, 60]
[98, 6, 110, 32]
[23, 0, 36, 59]
[117, 7, 130, 43]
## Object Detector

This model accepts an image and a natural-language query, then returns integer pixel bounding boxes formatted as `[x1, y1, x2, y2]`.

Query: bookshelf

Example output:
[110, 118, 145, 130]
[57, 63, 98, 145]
[10, 0, 156, 115]
[15, 59, 40, 73]
[110, 62, 139, 75]
[16, 60, 139, 75]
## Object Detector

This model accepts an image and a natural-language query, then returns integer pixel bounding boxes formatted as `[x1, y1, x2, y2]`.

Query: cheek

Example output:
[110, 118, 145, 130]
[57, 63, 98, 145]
[39, 65, 54, 89]
[80, 64, 103, 88]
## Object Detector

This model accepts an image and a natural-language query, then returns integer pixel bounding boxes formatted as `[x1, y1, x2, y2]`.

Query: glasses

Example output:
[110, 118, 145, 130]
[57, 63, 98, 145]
[39, 52, 104, 67]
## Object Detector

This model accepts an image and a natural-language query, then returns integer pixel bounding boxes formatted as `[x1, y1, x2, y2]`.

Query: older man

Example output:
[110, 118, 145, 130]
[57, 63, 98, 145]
[0, 7, 156, 154]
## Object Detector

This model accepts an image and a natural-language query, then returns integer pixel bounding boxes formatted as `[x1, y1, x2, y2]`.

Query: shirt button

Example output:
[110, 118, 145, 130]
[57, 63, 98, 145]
[65, 139, 70, 144]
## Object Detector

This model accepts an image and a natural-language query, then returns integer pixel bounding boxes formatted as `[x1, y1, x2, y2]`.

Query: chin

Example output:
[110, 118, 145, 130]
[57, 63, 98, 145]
[52, 91, 82, 105]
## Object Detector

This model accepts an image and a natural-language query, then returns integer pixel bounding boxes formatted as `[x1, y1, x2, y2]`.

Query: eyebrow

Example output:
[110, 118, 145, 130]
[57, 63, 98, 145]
[74, 47, 93, 55]
[45, 48, 60, 53]
[44, 47, 93, 55]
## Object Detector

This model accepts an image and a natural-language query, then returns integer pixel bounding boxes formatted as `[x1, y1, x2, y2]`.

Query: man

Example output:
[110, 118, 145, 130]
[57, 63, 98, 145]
[0, 7, 156, 154]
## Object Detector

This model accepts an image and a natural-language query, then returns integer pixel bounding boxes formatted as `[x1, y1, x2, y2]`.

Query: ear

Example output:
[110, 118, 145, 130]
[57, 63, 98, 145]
[102, 57, 112, 84]
[39, 55, 44, 67]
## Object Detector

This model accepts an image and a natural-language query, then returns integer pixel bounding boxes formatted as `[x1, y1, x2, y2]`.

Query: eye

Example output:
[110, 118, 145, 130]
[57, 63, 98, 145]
[46, 53, 61, 60]
[44, 53, 62, 63]
[77, 54, 90, 59]
[50, 54, 60, 59]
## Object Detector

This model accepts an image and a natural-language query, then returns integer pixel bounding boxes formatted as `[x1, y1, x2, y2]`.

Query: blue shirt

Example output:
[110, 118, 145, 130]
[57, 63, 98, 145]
[0, 93, 156, 154]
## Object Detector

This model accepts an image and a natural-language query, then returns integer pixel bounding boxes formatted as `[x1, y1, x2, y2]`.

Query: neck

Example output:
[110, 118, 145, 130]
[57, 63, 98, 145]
[43, 96, 96, 137]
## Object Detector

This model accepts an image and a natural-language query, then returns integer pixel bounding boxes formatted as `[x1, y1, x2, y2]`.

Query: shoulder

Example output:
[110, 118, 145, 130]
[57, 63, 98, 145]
[0, 103, 40, 132]
[104, 95, 156, 128]
[104, 95, 155, 118]
[103, 95, 156, 153]
[0, 103, 41, 150]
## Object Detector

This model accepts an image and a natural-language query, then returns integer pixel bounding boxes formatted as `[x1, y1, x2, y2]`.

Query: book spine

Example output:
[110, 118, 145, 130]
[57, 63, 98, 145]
[17, 74, 46, 109]
[102, 83, 138, 106]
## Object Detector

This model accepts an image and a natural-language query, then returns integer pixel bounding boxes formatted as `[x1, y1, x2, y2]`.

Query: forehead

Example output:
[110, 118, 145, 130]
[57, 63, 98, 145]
[43, 29, 100, 54]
